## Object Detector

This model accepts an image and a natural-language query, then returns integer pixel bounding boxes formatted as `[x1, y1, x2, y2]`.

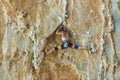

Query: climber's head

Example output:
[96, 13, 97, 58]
[59, 26, 66, 34]
[63, 27, 66, 34]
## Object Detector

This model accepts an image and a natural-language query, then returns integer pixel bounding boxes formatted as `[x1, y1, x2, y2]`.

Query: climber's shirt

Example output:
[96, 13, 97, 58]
[61, 33, 69, 42]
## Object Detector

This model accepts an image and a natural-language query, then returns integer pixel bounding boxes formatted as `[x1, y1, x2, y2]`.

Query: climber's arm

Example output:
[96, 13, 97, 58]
[55, 28, 64, 35]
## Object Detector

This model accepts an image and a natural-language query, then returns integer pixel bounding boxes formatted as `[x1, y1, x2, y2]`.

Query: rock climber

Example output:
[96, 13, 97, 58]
[46, 25, 87, 55]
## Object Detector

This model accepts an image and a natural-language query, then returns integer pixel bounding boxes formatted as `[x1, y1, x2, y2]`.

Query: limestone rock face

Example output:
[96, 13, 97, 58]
[0, 0, 120, 80]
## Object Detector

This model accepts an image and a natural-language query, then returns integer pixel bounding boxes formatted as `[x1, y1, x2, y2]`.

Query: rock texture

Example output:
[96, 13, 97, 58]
[0, 0, 120, 80]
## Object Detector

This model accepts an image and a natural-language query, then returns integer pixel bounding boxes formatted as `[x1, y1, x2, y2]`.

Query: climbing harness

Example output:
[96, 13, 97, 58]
[63, 41, 69, 48]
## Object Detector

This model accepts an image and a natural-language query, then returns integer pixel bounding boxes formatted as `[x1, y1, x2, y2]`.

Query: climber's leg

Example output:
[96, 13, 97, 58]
[68, 42, 78, 49]
[46, 48, 55, 55]
[46, 44, 66, 55]
[78, 46, 86, 50]
[68, 42, 86, 50]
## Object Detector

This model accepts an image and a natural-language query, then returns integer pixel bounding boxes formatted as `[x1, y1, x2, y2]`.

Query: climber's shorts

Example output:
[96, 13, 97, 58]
[53, 41, 79, 51]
